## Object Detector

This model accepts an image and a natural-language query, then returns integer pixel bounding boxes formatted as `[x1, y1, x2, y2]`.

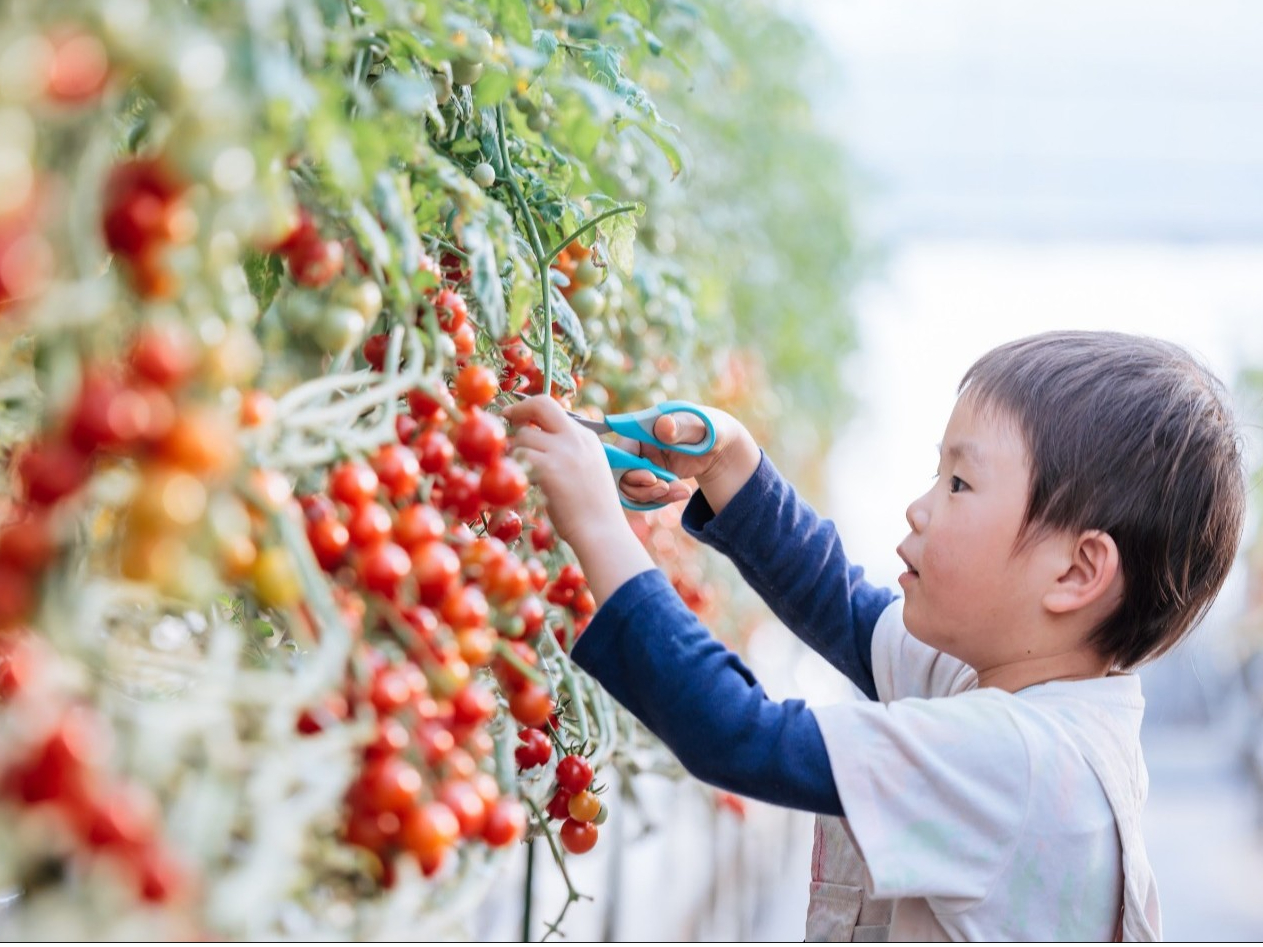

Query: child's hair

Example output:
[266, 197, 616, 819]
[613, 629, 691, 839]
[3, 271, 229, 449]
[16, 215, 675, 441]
[959, 330, 1247, 670]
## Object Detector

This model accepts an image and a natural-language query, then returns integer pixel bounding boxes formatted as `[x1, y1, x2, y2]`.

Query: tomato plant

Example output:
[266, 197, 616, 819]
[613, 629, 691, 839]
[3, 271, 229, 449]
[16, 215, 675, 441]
[0, 0, 859, 938]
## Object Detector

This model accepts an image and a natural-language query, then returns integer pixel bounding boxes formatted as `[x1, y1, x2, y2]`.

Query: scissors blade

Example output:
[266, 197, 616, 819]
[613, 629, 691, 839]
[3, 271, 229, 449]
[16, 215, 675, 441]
[566, 411, 613, 436]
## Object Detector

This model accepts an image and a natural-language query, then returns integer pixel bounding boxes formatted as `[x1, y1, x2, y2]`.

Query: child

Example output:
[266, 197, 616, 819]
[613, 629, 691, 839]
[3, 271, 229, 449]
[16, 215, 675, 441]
[502, 330, 1246, 942]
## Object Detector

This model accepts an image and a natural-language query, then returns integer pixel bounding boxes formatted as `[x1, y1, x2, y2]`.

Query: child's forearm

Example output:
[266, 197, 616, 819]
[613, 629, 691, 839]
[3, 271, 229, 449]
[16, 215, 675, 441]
[567, 518, 658, 608]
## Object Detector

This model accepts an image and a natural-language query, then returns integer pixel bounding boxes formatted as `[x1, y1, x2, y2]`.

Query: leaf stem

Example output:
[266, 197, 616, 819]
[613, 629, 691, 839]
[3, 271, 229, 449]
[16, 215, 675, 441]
[543, 204, 639, 269]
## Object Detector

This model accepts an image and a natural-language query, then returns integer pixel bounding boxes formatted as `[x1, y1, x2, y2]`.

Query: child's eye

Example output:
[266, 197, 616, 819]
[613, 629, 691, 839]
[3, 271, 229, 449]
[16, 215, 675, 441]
[949, 476, 968, 494]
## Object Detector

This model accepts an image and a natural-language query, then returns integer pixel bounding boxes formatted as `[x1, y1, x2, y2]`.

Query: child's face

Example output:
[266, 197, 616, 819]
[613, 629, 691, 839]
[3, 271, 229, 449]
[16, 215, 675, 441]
[897, 395, 1059, 668]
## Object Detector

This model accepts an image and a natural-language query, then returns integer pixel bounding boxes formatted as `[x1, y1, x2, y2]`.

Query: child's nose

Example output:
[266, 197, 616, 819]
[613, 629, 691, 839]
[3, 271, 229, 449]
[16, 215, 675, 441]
[906, 501, 930, 533]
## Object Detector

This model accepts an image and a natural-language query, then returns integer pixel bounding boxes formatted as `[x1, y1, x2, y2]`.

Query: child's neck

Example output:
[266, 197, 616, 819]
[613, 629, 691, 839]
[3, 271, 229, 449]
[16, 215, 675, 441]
[975, 650, 1114, 693]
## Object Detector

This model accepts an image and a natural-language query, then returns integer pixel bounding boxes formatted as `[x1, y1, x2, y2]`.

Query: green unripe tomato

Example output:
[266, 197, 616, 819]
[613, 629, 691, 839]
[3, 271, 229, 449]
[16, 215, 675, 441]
[451, 59, 483, 86]
[573, 257, 602, 287]
[526, 110, 550, 133]
[340, 280, 383, 321]
[472, 162, 496, 189]
[280, 292, 322, 335]
[567, 286, 605, 320]
[314, 306, 367, 353]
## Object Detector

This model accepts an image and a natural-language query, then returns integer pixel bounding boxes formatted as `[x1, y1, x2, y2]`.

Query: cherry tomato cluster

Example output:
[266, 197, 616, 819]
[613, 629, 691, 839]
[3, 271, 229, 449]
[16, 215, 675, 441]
[0, 319, 255, 622]
[0, 632, 190, 905]
[515, 726, 608, 857]
[102, 157, 195, 300]
[548, 752, 602, 855]
[286, 347, 614, 881]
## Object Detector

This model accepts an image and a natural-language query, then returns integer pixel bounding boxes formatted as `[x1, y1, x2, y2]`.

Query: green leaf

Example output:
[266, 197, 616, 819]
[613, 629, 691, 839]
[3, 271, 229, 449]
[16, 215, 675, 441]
[634, 117, 686, 179]
[492, 0, 532, 44]
[620, 0, 651, 21]
[472, 63, 513, 107]
[373, 172, 425, 276]
[549, 288, 589, 359]
[461, 220, 508, 340]
[582, 44, 623, 89]
[349, 201, 392, 270]
[587, 196, 643, 275]
[243, 249, 284, 313]
[532, 29, 559, 63]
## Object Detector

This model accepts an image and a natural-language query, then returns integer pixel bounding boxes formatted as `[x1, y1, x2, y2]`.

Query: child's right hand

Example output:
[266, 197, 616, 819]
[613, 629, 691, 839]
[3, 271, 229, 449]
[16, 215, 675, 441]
[616, 405, 760, 514]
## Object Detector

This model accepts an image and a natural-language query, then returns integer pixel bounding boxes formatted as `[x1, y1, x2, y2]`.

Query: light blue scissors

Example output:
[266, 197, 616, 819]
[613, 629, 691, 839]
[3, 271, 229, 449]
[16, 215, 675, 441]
[567, 401, 717, 511]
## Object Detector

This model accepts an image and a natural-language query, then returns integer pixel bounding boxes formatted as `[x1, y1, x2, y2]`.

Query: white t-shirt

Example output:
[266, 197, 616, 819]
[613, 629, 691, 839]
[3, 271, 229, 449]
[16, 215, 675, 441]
[812, 601, 1159, 941]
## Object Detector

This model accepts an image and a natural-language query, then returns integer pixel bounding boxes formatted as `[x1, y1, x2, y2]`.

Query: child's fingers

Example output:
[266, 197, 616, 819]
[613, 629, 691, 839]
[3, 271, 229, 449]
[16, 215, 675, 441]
[509, 426, 553, 453]
[621, 469, 658, 488]
[619, 477, 693, 506]
[502, 395, 569, 433]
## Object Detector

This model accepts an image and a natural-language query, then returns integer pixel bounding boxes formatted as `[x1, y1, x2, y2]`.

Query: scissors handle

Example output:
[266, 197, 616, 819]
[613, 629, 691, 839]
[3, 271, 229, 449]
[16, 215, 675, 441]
[603, 444, 678, 512]
[602, 401, 717, 457]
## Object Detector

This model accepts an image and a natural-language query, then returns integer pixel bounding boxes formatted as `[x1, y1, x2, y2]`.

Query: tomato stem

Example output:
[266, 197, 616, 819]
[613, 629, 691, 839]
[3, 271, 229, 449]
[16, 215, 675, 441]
[524, 797, 588, 941]
[495, 104, 555, 399]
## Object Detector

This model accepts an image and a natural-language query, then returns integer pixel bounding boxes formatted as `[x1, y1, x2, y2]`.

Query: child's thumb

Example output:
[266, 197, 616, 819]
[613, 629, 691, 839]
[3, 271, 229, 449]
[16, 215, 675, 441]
[654, 412, 707, 448]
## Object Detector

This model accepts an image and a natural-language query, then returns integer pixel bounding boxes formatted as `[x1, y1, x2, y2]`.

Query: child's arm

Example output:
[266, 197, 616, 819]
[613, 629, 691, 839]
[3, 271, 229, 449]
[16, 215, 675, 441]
[681, 451, 896, 700]
[504, 395, 892, 700]
[503, 394, 843, 812]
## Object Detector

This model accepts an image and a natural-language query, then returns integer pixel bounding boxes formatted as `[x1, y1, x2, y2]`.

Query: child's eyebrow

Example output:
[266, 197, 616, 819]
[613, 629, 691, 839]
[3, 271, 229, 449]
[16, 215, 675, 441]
[937, 441, 984, 465]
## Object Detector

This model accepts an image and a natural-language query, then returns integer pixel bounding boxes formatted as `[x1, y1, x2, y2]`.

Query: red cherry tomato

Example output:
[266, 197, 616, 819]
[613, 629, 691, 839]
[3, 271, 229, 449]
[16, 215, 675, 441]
[431, 288, 468, 333]
[128, 323, 198, 389]
[347, 502, 393, 549]
[556, 754, 594, 795]
[394, 503, 445, 551]
[450, 682, 496, 727]
[438, 779, 488, 839]
[306, 517, 350, 571]
[488, 509, 523, 544]
[515, 727, 552, 770]
[481, 796, 527, 847]
[358, 542, 411, 597]
[480, 459, 528, 508]
[559, 818, 598, 855]
[546, 787, 573, 821]
[453, 409, 506, 467]
[414, 429, 455, 475]
[412, 541, 461, 606]
[438, 466, 483, 521]
[329, 462, 379, 508]
[454, 364, 499, 408]
[362, 333, 390, 371]
[508, 681, 552, 727]
[401, 801, 460, 875]
[371, 444, 421, 501]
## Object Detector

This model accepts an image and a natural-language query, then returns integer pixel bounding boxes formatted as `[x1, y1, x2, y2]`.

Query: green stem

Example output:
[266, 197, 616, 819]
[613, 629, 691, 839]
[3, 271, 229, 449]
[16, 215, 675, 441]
[524, 797, 588, 941]
[542, 204, 638, 269]
[522, 838, 535, 943]
[495, 104, 555, 398]
[492, 638, 548, 688]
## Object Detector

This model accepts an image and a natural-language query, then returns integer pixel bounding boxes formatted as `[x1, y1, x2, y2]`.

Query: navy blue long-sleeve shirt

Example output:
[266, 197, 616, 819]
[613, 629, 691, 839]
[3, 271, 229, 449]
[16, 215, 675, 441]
[570, 452, 897, 816]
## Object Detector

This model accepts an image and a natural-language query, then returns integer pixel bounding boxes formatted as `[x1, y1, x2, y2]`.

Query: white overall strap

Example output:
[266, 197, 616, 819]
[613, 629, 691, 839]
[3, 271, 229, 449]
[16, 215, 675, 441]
[1047, 712, 1162, 942]
[805, 815, 893, 942]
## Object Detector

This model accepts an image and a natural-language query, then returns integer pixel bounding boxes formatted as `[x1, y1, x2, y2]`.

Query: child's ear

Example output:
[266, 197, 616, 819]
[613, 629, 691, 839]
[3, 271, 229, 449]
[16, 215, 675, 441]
[1043, 529, 1123, 615]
